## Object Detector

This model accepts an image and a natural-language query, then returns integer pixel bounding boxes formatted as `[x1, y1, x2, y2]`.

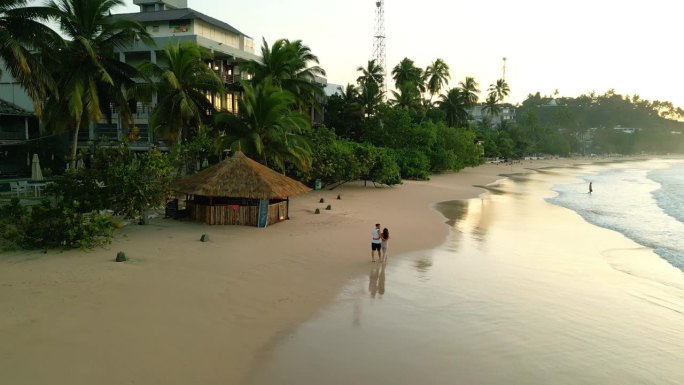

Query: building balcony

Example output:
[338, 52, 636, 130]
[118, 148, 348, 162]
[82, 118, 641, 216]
[107, 102, 152, 118]
[0, 131, 26, 140]
[220, 73, 240, 85]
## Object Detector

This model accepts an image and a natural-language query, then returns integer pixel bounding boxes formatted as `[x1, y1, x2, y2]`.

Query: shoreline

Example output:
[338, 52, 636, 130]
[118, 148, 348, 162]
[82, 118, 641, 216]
[0, 156, 655, 385]
[246, 156, 684, 385]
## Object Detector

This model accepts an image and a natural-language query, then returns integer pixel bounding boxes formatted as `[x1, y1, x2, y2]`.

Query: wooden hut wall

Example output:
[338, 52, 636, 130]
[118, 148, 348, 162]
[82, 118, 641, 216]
[188, 202, 257, 226]
[188, 200, 289, 226]
[267, 201, 288, 225]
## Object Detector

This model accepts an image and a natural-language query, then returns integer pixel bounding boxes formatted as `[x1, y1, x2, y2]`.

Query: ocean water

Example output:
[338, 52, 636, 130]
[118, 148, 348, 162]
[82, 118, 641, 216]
[548, 159, 684, 271]
[248, 160, 684, 385]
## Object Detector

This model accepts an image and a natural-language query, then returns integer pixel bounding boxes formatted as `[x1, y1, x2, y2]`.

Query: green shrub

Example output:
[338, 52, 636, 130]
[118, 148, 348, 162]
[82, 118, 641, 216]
[294, 126, 401, 187]
[88, 143, 173, 222]
[370, 147, 402, 185]
[429, 148, 458, 173]
[354, 144, 401, 186]
[0, 198, 113, 250]
[295, 125, 361, 186]
[395, 148, 430, 180]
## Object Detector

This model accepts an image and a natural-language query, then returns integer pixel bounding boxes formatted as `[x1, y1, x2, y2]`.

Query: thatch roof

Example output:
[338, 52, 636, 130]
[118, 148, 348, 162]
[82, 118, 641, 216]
[174, 151, 311, 199]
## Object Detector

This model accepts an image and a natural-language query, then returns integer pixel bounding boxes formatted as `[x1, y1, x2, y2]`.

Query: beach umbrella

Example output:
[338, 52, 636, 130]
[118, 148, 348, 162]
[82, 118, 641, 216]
[31, 153, 44, 181]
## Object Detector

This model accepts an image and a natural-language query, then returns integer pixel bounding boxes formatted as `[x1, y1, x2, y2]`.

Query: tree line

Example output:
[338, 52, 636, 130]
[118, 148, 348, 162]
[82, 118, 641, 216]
[490, 90, 684, 157]
[4, 0, 684, 249]
[7, 0, 684, 182]
[5, 0, 512, 186]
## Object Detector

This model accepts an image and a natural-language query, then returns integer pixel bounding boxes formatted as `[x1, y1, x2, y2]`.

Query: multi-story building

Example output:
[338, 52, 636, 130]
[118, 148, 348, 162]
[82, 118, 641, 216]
[467, 104, 517, 128]
[97, 0, 261, 150]
[0, 0, 330, 176]
[0, 0, 261, 168]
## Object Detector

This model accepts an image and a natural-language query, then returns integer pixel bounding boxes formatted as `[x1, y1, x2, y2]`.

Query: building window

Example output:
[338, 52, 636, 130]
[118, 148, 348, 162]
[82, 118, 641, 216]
[226, 94, 234, 113]
[170, 20, 190, 33]
[152, 25, 159, 32]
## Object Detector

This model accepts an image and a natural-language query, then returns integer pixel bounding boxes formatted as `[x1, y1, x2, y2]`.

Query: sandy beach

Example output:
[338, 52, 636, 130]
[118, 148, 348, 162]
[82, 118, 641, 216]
[0, 157, 637, 384]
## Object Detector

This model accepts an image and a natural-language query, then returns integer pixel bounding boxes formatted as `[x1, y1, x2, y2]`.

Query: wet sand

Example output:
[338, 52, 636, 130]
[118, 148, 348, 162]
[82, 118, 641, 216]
[248, 162, 684, 385]
[0, 157, 656, 385]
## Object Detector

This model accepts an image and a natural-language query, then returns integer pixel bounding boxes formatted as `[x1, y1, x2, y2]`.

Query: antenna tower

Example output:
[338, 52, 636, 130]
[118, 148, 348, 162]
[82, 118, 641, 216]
[502, 57, 507, 80]
[373, 1, 386, 97]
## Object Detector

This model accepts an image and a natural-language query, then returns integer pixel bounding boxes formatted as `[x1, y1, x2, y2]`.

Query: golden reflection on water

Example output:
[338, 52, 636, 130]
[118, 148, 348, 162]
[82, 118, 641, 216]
[249, 166, 684, 385]
[438, 196, 496, 246]
[433, 200, 467, 226]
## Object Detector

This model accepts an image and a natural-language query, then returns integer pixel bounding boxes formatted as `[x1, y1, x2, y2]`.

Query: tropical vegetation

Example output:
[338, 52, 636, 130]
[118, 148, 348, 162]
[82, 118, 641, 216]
[3, 0, 684, 250]
[41, 0, 153, 169]
[147, 41, 224, 145]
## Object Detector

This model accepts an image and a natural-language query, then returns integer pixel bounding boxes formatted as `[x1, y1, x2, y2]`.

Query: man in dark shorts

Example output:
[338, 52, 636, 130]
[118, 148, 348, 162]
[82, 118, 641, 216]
[371, 223, 382, 262]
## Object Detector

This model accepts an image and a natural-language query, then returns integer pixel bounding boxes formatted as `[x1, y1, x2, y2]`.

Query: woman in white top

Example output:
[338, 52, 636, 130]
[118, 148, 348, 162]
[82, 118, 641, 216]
[380, 228, 390, 262]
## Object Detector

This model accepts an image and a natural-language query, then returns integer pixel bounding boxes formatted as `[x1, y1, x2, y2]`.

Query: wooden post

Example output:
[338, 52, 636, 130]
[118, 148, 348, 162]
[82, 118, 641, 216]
[286, 197, 290, 219]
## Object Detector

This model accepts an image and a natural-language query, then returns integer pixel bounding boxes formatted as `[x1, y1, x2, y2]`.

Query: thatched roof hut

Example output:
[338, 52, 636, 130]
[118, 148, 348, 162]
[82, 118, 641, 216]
[174, 151, 311, 226]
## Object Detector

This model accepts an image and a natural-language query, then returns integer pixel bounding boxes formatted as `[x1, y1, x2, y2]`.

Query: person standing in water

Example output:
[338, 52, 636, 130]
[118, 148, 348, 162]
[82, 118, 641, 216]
[380, 228, 390, 263]
[589, 181, 593, 193]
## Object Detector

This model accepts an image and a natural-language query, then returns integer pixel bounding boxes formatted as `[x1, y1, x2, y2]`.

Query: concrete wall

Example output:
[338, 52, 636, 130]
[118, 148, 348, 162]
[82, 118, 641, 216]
[194, 20, 240, 48]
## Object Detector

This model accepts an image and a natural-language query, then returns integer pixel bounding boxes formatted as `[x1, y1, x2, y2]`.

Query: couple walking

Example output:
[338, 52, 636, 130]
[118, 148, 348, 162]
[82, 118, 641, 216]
[371, 223, 390, 263]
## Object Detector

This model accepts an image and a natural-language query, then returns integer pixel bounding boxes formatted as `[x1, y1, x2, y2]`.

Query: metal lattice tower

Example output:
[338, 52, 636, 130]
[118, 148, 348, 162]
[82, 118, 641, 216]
[372, 1, 386, 97]
[502, 57, 507, 80]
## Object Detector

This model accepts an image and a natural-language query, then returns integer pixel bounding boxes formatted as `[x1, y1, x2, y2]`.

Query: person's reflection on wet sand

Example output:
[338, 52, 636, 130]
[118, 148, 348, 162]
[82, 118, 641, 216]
[378, 263, 386, 295]
[369, 265, 379, 298]
[369, 264, 386, 297]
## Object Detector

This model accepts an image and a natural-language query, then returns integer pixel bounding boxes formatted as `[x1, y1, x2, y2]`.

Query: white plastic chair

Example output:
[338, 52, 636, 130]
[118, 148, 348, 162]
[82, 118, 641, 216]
[10, 182, 27, 196]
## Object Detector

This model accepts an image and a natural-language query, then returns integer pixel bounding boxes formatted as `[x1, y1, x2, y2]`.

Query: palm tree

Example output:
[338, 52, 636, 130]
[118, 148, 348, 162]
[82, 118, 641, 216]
[340, 83, 363, 118]
[496, 118, 511, 132]
[356, 59, 384, 89]
[358, 82, 383, 117]
[42, 0, 152, 168]
[458, 76, 480, 107]
[488, 78, 510, 103]
[391, 57, 424, 93]
[424, 58, 450, 103]
[482, 93, 501, 117]
[390, 81, 422, 113]
[438, 88, 468, 127]
[244, 38, 325, 110]
[477, 116, 492, 131]
[341, 83, 359, 103]
[0, 0, 62, 115]
[214, 78, 312, 172]
[356, 60, 384, 115]
[146, 42, 224, 145]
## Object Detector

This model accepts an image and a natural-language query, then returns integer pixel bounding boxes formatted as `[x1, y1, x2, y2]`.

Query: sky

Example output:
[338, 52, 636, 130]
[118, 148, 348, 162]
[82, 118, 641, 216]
[93, 0, 684, 107]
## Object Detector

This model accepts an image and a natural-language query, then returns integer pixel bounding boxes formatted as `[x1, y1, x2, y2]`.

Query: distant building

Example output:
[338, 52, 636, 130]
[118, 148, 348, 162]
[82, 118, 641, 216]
[467, 104, 516, 127]
[0, 99, 39, 178]
[324, 83, 343, 97]
[541, 99, 559, 107]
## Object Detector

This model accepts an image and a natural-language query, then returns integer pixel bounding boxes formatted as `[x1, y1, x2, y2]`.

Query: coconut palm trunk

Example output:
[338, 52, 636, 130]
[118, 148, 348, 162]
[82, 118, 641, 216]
[69, 113, 84, 170]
